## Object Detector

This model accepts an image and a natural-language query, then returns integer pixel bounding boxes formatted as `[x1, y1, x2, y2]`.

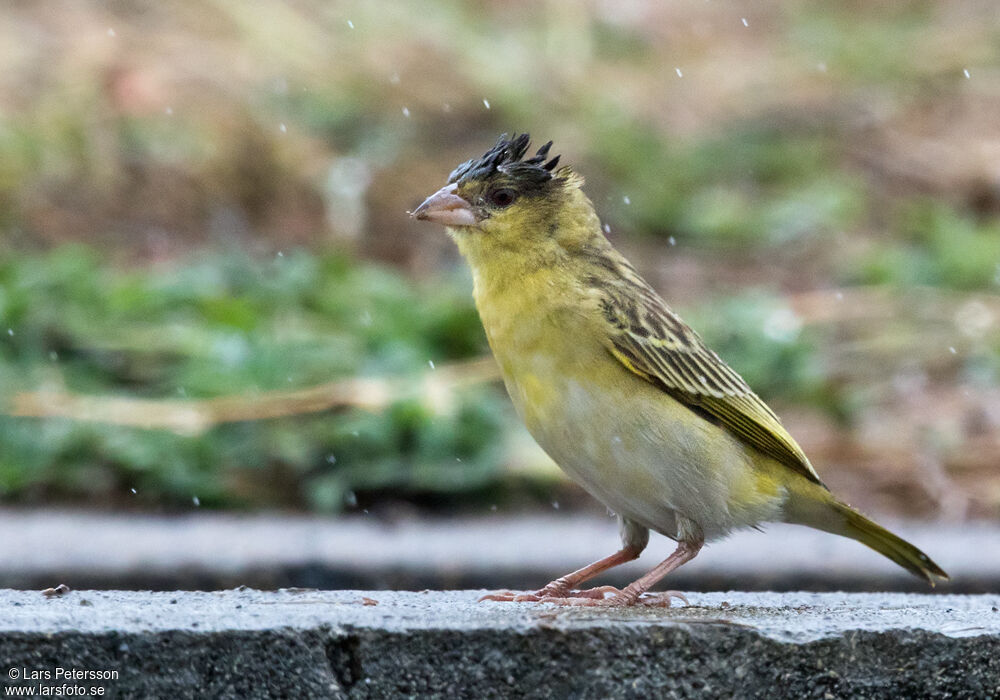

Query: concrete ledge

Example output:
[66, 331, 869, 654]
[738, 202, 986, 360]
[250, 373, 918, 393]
[1, 590, 998, 698]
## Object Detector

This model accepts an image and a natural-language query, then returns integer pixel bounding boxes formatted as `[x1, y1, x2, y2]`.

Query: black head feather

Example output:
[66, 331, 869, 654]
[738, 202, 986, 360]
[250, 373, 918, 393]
[448, 133, 563, 189]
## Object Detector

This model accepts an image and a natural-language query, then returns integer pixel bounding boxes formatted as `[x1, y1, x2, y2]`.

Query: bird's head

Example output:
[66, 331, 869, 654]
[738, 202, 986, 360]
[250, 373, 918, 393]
[411, 134, 597, 263]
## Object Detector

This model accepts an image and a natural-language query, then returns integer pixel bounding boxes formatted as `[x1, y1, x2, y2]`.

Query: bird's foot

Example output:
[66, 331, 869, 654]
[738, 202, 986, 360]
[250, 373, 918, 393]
[541, 589, 689, 608]
[478, 584, 620, 603]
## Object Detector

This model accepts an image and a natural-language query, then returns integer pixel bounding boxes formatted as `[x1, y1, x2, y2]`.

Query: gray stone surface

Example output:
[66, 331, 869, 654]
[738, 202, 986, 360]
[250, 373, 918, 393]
[1, 590, 998, 699]
[2, 509, 999, 592]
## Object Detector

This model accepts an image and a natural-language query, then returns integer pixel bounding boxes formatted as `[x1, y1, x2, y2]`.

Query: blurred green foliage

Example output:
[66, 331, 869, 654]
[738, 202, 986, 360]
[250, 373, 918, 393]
[593, 125, 866, 247]
[0, 248, 512, 509]
[849, 201, 1000, 289]
[0, 246, 488, 395]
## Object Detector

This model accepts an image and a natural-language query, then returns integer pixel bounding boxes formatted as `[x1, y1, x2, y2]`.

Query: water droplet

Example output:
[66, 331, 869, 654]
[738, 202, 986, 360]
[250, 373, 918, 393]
[949, 346, 957, 354]
[327, 454, 337, 464]
[835, 291, 844, 300]
[277, 250, 284, 257]
[603, 223, 611, 234]
[442, 103, 452, 113]
[668, 236, 676, 246]
[347, 19, 355, 29]
[49, 351, 58, 361]
[279, 123, 287, 133]
[131, 488, 137, 494]
[345, 491, 358, 507]
[623, 195, 631, 205]
[428, 360, 435, 369]
[107, 28, 116, 37]
[165, 106, 173, 115]
[963, 68, 971, 79]
[482, 98, 491, 109]
[675, 67, 683, 77]
[192, 496, 201, 507]
[402, 107, 410, 118]
[741, 17, 748, 27]
[6, 329, 12, 336]
[551, 501, 560, 510]
[490, 504, 497, 511]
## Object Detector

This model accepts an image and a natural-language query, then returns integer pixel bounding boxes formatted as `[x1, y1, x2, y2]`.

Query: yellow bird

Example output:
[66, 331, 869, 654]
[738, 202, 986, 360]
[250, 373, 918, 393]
[412, 134, 947, 606]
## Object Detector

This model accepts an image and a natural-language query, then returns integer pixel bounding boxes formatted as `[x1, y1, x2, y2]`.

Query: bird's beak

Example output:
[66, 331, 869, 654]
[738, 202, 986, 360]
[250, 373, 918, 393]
[410, 183, 479, 227]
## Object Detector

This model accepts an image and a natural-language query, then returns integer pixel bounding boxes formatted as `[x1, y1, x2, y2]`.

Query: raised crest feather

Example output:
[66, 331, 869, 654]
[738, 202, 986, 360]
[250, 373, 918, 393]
[448, 133, 563, 185]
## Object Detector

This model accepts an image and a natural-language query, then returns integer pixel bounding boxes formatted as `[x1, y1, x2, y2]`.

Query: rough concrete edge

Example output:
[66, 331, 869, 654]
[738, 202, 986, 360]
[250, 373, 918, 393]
[2, 619, 998, 699]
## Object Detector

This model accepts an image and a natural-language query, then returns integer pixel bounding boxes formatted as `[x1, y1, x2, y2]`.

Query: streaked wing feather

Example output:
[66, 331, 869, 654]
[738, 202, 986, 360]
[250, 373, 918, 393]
[593, 258, 823, 485]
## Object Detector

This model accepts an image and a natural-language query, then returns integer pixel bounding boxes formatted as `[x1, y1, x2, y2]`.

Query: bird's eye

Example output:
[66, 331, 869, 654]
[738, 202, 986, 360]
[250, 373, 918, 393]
[487, 188, 517, 208]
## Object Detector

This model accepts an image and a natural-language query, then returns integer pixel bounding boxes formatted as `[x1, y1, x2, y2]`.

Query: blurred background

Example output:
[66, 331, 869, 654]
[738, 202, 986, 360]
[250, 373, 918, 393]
[1, 0, 998, 592]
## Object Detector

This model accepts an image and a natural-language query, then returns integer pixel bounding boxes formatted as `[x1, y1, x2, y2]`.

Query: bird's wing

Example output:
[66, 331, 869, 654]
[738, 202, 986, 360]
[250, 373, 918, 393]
[593, 264, 823, 485]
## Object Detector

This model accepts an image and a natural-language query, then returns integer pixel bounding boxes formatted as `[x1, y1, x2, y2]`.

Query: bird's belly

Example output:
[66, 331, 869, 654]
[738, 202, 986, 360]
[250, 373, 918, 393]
[504, 355, 785, 541]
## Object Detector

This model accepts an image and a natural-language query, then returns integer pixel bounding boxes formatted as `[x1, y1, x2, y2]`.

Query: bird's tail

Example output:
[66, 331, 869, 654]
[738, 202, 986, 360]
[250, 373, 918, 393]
[784, 480, 949, 584]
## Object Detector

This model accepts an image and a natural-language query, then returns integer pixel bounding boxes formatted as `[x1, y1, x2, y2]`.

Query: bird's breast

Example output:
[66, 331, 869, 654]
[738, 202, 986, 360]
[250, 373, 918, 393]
[476, 284, 786, 540]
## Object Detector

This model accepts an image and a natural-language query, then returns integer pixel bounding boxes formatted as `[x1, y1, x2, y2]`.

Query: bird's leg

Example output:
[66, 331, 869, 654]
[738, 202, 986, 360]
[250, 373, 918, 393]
[478, 545, 642, 602]
[556, 537, 703, 607]
[536, 545, 642, 597]
[479, 517, 649, 603]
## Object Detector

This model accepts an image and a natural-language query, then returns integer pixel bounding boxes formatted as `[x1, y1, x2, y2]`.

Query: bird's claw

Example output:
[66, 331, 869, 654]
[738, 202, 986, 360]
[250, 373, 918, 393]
[636, 590, 688, 607]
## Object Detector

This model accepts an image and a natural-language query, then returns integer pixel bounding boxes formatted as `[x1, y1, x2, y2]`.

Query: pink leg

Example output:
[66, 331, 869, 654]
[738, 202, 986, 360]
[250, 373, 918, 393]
[479, 545, 642, 603]
[550, 538, 703, 608]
